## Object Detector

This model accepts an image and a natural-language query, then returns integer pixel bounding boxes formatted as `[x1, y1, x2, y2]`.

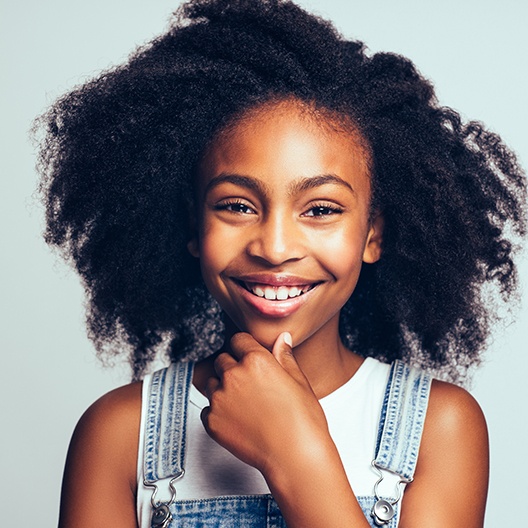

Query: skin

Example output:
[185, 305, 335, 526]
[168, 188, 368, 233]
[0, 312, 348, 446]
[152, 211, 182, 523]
[58, 100, 489, 528]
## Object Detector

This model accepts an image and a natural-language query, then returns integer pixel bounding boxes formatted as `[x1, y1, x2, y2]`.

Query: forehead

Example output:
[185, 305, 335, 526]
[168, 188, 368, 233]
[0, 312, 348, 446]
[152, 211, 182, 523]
[199, 100, 371, 193]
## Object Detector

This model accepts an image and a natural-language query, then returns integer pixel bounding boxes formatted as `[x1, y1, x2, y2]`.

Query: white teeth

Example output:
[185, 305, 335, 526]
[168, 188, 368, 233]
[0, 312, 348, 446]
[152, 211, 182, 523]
[254, 286, 265, 297]
[264, 287, 277, 300]
[276, 286, 289, 300]
[245, 283, 313, 300]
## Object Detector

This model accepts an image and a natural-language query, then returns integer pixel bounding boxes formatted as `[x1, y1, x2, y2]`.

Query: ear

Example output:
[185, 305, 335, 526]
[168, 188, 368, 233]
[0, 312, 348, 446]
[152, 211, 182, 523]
[362, 213, 384, 264]
[187, 237, 200, 258]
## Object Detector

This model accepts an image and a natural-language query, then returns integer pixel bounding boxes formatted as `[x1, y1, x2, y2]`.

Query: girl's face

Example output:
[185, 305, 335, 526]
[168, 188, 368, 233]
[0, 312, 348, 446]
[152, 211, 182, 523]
[191, 101, 383, 350]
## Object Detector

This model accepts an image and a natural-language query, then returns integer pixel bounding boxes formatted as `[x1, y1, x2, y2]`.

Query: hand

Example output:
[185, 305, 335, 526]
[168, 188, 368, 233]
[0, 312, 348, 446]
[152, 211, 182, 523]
[201, 332, 372, 528]
[200, 332, 331, 477]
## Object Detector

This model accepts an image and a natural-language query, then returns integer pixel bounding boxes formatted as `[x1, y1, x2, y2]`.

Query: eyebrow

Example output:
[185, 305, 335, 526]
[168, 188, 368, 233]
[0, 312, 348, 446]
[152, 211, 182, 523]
[204, 174, 270, 198]
[288, 174, 355, 195]
[204, 172, 355, 198]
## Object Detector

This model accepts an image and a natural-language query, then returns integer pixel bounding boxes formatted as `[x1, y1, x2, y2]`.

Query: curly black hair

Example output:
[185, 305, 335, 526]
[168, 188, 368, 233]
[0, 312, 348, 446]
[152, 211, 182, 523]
[35, 0, 526, 382]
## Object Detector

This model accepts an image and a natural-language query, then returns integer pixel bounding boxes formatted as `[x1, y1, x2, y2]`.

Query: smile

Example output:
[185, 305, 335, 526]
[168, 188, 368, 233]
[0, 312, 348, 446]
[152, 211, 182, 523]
[241, 282, 316, 301]
[229, 276, 322, 318]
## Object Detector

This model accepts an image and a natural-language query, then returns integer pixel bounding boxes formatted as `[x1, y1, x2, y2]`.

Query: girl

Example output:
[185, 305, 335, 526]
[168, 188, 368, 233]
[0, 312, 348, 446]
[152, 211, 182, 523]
[35, 0, 526, 526]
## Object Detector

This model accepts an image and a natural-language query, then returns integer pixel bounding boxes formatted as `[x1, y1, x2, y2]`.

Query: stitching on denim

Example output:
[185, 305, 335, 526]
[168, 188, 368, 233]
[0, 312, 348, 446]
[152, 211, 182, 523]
[374, 360, 432, 481]
[144, 368, 166, 483]
[144, 363, 194, 483]
[375, 362, 395, 456]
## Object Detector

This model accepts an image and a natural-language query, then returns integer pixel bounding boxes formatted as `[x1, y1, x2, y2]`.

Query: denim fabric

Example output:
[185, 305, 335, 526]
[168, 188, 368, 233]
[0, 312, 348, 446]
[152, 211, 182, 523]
[144, 363, 193, 484]
[375, 361, 432, 481]
[163, 496, 286, 528]
[142, 360, 431, 528]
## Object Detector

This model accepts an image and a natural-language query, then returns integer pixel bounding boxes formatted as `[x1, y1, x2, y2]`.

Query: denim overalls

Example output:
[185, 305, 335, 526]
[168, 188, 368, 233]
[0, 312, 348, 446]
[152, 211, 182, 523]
[141, 360, 431, 527]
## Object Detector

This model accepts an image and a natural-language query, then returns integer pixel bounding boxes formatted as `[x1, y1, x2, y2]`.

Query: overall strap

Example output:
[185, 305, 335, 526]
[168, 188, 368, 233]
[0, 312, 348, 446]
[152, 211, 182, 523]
[143, 361, 194, 484]
[374, 360, 432, 482]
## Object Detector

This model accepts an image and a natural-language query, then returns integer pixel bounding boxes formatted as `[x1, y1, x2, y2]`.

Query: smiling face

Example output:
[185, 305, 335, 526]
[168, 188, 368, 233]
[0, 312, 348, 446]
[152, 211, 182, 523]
[191, 100, 383, 351]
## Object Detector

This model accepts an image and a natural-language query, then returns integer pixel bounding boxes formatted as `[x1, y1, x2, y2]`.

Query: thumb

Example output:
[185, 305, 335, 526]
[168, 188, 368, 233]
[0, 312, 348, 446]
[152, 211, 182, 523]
[271, 332, 308, 385]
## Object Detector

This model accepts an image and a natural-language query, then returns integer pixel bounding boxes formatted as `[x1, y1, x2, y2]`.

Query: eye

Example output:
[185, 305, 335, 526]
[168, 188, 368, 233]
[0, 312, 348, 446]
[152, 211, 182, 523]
[214, 199, 256, 215]
[303, 203, 344, 217]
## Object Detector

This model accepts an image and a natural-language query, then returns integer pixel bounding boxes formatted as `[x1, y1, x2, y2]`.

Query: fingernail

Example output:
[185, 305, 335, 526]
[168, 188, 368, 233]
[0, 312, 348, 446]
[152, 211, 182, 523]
[283, 332, 293, 347]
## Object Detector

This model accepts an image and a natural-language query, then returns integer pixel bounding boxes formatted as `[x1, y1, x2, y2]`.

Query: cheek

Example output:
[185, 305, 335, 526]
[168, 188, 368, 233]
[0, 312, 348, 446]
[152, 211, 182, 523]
[197, 222, 239, 287]
[317, 226, 369, 278]
[198, 235, 223, 279]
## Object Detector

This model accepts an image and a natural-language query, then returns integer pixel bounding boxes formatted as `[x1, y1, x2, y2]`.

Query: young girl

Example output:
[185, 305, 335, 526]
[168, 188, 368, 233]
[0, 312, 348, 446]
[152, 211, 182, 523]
[35, 0, 526, 526]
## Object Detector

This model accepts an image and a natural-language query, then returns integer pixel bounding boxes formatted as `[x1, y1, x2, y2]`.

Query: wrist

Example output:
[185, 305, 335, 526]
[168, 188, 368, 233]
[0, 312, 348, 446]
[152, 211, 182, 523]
[261, 433, 341, 494]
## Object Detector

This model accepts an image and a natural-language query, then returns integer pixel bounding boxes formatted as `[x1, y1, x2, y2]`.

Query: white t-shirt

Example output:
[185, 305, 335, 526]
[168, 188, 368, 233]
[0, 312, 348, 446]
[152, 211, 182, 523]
[137, 357, 393, 526]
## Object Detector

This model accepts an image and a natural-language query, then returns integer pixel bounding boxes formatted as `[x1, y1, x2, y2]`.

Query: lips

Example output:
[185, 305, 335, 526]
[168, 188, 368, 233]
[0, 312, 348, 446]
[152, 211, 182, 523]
[229, 274, 322, 318]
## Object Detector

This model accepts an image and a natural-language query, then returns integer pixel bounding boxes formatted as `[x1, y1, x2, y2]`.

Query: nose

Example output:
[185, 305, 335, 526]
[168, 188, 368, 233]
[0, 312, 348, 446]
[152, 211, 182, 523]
[245, 210, 306, 265]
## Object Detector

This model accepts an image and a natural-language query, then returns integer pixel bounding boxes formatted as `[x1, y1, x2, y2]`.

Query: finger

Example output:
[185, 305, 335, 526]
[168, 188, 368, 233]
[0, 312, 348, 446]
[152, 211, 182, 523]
[271, 331, 293, 365]
[213, 352, 238, 377]
[271, 332, 309, 385]
[200, 406, 212, 433]
[200, 406, 221, 443]
[229, 332, 267, 360]
[204, 375, 220, 400]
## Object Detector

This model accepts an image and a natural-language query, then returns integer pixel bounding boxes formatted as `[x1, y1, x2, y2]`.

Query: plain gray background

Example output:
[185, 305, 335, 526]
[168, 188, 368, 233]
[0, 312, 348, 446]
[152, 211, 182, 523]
[1, 0, 526, 525]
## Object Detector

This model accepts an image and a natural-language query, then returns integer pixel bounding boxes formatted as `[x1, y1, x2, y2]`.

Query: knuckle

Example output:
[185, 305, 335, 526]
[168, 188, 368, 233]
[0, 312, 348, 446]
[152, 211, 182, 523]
[241, 349, 267, 372]
[213, 353, 229, 371]
[205, 409, 226, 438]
[230, 332, 251, 349]
[242, 350, 260, 366]
[221, 365, 237, 384]
[207, 390, 221, 411]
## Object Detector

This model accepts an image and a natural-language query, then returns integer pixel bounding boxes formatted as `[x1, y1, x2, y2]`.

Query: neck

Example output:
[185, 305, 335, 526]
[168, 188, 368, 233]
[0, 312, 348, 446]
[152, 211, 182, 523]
[284, 315, 364, 398]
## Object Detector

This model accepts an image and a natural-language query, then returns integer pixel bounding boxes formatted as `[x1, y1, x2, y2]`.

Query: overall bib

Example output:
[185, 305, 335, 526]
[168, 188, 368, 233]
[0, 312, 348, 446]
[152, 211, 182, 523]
[140, 360, 431, 527]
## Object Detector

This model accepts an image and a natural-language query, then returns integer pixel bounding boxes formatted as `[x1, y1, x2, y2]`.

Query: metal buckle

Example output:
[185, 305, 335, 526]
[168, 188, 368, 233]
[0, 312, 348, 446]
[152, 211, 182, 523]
[144, 470, 184, 528]
[370, 461, 412, 526]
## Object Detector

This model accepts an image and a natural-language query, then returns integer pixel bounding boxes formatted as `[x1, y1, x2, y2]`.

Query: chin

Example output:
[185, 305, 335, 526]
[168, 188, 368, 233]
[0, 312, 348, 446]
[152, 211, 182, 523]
[235, 319, 294, 351]
[246, 328, 281, 351]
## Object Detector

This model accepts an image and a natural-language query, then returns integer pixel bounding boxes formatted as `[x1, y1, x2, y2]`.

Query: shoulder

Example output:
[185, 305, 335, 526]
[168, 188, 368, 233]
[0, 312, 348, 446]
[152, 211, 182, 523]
[73, 381, 143, 447]
[70, 381, 143, 483]
[424, 379, 488, 451]
[78, 380, 143, 427]
[59, 381, 143, 527]
[418, 379, 489, 472]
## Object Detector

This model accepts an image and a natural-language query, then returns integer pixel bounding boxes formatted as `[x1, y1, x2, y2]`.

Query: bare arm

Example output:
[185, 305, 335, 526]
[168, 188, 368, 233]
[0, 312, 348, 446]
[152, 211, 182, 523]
[58, 382, 142, 528]
[399, 380, 489, 528]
